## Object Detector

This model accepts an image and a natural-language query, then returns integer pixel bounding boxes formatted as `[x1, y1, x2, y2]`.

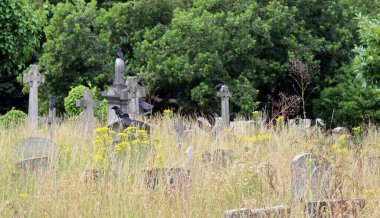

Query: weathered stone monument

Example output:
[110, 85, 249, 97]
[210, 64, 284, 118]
[332, 127, 350, 144]
[102, 56, 129, 124]
[201, 148, 233, 169]
[367, 156, 380, 174]
[103, 55, 152, 124]
[291, 153, 333, 201]
[23, 64, 45, 130]
[173, 117, 185, 146]
[76, 89, 100, 127]
[143, 167, 191, 193]
[224, 206, 291, 218]
[16, 137, 56, 173]
[306, 199, 365, 217]
[217, 85, 232, 127]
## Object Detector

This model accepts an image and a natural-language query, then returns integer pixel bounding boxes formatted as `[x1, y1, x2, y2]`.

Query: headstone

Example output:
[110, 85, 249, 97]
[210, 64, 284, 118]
[367, 156, 380, 174]
[173, 118, 185, 146]
[306, 199, 365, 218]
[143, 167, 191, 193]
[76, 89, 100, 127]
[217, 85, 232, 127]
[125, 76, 140, 118]
[197, 117, 212, 129]
[23, 64, 45, 130]
[15, 137, 56, 173]
[256, 163, 277, 193]
[332, 127, 350, 144]
[224, 206, 291, 218]
[291, 153, 333, 201]
[211, 117, 224, 135]
[201, 149, 233, 169]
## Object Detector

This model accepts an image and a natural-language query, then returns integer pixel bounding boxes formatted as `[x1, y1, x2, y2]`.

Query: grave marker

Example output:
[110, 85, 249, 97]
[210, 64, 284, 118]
[16, 137, 56, 173]
[76, 89, 100, 127]
[306, 199, 365, 218]
[292, 153, 333, 201]
[23, 64, 45, 130]
[224, 206, 291, 218]
[217, 85, 232, 127]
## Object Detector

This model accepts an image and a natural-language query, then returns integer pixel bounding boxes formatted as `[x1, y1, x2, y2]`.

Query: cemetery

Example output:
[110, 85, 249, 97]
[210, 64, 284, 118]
[1, 0, 380, 217]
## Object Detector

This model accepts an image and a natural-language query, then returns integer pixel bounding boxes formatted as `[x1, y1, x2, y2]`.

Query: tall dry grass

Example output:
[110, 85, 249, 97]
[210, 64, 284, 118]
[0, 116, 379, 217]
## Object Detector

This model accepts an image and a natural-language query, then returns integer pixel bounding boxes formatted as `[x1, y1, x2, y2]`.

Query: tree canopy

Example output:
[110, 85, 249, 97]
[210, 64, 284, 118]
[1, 0, 380, 126]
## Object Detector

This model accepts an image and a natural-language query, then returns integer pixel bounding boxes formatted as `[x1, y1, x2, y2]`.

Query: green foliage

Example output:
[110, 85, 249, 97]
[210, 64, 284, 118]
[41, 0, 112, 112]
[64, 85, 107, 122]
[0, 108, 27, 127]
[353, 15, 380, 84]
[313, 66, 380, 127]
[0, 0, 46, 113]
[64, 85, 86, 117]
[135, 0, 315, 114]
[0, 0, 46, 74]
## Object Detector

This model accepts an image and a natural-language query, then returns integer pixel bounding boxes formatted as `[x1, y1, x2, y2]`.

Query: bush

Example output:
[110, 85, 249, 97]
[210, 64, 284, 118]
[64, 85, 107, 122]
[0, 108, 27, 127]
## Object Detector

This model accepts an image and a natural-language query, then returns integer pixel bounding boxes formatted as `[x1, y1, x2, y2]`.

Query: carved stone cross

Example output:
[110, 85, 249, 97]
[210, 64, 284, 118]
[23, 64, 45, 130]
[76, 89, 100, 126]
[217, 85, 232, 127]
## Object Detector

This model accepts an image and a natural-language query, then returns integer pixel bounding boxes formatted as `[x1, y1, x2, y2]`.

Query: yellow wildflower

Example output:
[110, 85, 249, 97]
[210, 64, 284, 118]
[64, 147, 72, 153]
[163, 109, 173, 116]
[252, 110, 259, 117]
[153, 136, 161, 142]
[331, 144, 338, 150]
[94, 154, 103, 161]
[364, 188, 375, 196]
[338, 147, 348, 153]
[275, 115, 284, 123]
[117, 133, 127, 138]
[142, 140, 150, 145]
[337, 134, 347, 145]
[131, 139, 140, 145]
[352, 126, 361, 132]
[19, 193, 28, 198]
[95, 127, 109, 133]
[224, 128, 231, 132]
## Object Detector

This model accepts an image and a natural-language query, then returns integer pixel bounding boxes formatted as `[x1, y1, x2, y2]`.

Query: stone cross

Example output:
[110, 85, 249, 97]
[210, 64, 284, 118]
[76, 89, 100, 126]
[291, 153, 333, 201]
[217, 85, 232, 127]
[23, 64, 45, 130]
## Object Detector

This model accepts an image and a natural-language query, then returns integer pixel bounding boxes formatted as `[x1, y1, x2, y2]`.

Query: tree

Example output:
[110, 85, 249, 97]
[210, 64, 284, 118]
[135, 0, 316, 115]
[353, 15, 380, 85]
[313, 66, 380, 127]
[40, 0, 112, 112]
[0, 0, 45, 113]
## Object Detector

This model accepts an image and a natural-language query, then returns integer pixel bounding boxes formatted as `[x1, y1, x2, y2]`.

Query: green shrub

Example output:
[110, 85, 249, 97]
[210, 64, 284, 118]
[0, 108, 27, 127]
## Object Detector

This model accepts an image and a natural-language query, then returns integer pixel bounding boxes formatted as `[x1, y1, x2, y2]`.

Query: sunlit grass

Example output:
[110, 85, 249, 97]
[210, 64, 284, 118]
[0, 116, 379, 217]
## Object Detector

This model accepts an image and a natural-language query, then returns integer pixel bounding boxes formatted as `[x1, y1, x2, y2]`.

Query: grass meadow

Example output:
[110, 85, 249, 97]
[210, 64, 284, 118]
[0, 115, 379, 217]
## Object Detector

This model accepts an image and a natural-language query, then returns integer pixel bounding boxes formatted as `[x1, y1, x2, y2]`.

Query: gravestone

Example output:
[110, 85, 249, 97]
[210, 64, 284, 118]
[76, 89, 100, 127]
[143, 167, 191, 193]
[291, 153, 333, 201]
[217, 85, 232, 127]
[306, 199, 365, 218]
[201, 149, 233, 169]
[173, 118, 185, 146]
[224, 206, 291, 218]
[332, 127, 350, 144]
[367, 156, 380, 174]
[23, 64, 45, 130]
[211, 117, 224, 135]
[16, 137, 56, 173]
